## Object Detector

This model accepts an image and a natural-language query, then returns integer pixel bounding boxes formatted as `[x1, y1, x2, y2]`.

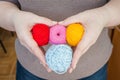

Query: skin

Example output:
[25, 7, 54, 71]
[0, 0, 120, 73]
[0, 1, 57, 72]
[59, 0, 120, 73]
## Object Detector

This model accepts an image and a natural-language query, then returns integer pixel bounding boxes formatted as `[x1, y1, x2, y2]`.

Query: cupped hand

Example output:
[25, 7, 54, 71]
[59, 7, 109, 73]
[13, 11, 57, 72]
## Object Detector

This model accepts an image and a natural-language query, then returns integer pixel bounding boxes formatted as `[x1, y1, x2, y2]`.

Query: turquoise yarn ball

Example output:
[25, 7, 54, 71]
[45, 44, 73, 74]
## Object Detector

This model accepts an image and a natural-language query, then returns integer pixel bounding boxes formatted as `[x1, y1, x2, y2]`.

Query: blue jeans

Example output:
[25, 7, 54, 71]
[80, 64, 107, 80]
[16, 61, 107, 80]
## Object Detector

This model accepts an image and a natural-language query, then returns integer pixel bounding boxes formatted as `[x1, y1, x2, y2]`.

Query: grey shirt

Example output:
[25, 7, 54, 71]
[2, 0, 113, 80]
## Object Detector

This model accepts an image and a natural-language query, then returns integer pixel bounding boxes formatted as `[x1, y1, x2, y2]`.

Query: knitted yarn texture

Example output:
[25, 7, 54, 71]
[45, 44, 73, 74]
[31, 23, 50, 46]
[50, 25, 66, 44]
[66, 23, 84, 46]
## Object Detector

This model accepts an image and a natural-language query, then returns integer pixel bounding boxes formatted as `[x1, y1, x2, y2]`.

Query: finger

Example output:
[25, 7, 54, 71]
[18, 29, 51, 71]
[24, 31, 52, 72]
[32, 16, 57, 26]
[25, 32, 52, 72]
[24, 31, 46, 63]
[69, 40, 95, 73]
[59, 14, 85, 26]
[46, 20, 57, 26]
[69, 32, 95, 73]
[38, 61, 51, 72]
[69, 68, 73, 74]
[59, 16, 80, 26]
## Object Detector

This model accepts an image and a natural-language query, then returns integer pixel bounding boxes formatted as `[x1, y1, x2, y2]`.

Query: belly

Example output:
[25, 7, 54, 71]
[18, 0, 107, 21]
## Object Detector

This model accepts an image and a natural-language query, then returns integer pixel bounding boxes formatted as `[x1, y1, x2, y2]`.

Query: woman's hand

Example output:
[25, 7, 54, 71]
[59, 7, 109, 73]
[13, 11, 57, 72]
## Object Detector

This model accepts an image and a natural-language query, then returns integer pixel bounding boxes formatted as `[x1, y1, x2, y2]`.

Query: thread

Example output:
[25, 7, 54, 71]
[46, 44, 73, 74]
[50, 25, 66, 44]
[66, 23, 84, 46]
[31, 23, 50, 46]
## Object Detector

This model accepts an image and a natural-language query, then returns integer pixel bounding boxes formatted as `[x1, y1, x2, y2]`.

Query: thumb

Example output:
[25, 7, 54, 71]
[59, 14, 85, 26]
[46, 20, 57, 26]
[31, 15, 57, 26]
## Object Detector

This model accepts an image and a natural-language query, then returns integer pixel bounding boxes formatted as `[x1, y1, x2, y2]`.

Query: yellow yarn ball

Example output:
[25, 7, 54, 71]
[66, 23, 84, 46]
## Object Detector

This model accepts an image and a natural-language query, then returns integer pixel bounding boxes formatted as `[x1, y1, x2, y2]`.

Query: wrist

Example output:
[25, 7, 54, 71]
[12, 10, 23, 30]
[96, 7, 111, 28]
[102, 4, 120, 27]
[9, 9, 21, 31]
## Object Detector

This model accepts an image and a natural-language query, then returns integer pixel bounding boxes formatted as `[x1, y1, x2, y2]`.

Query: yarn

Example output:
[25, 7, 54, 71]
[31, 23, 50, 46]
[46, 44, 73, 74]
[50, 25, 66, 44]
[66, 23, 84, 46]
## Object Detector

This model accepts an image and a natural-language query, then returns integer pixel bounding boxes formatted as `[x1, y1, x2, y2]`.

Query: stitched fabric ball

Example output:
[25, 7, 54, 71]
[66, 23, 84, 46]
[31, 23, 50, 46]
[50, 25, 66, 44]
[46, 44, 73, 74]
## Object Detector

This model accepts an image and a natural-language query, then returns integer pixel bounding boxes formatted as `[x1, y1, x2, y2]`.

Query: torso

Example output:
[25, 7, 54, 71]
[15, 0, 113, 80]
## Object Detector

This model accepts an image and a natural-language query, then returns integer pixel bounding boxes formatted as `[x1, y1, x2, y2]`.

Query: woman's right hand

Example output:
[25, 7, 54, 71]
[13, 11, 57, 72]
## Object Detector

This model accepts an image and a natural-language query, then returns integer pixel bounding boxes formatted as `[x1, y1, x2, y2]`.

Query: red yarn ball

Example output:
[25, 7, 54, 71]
[31, 23, 50, 46]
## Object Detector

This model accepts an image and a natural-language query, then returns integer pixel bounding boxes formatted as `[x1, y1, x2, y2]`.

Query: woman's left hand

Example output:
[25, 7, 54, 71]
[59, 7, 109, 73]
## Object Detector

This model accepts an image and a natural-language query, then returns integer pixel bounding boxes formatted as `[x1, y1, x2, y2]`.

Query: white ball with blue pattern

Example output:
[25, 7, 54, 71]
[45, 44, 73, 74]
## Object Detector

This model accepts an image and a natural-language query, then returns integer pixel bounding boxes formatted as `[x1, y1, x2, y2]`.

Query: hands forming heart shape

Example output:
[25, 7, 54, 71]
[14, 7, 109, 73]
[31, 23, 84, 74]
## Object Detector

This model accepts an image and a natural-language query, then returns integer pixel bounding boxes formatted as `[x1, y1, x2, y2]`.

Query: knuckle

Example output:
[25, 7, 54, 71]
[19, 38, 25, 46]
[29, 43, 38, 53]
[90, 40, 96, 45]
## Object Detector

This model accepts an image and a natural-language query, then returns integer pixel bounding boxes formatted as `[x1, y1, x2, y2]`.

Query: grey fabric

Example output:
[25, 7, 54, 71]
[0, 0, 20, 8]
[15, 28, 113, 80]
[1, 0, 113, 80]
[18, 0, 108, 21]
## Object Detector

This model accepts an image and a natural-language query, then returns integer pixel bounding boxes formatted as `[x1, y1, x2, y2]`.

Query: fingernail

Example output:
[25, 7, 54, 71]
[47, 68, 52, 72]
[73, 65, 76, 70]
[43, 64, 52, 72]
[42, 63, 47, 68]
[69, 68, 73, 73]
[59, 21, 64, 24]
